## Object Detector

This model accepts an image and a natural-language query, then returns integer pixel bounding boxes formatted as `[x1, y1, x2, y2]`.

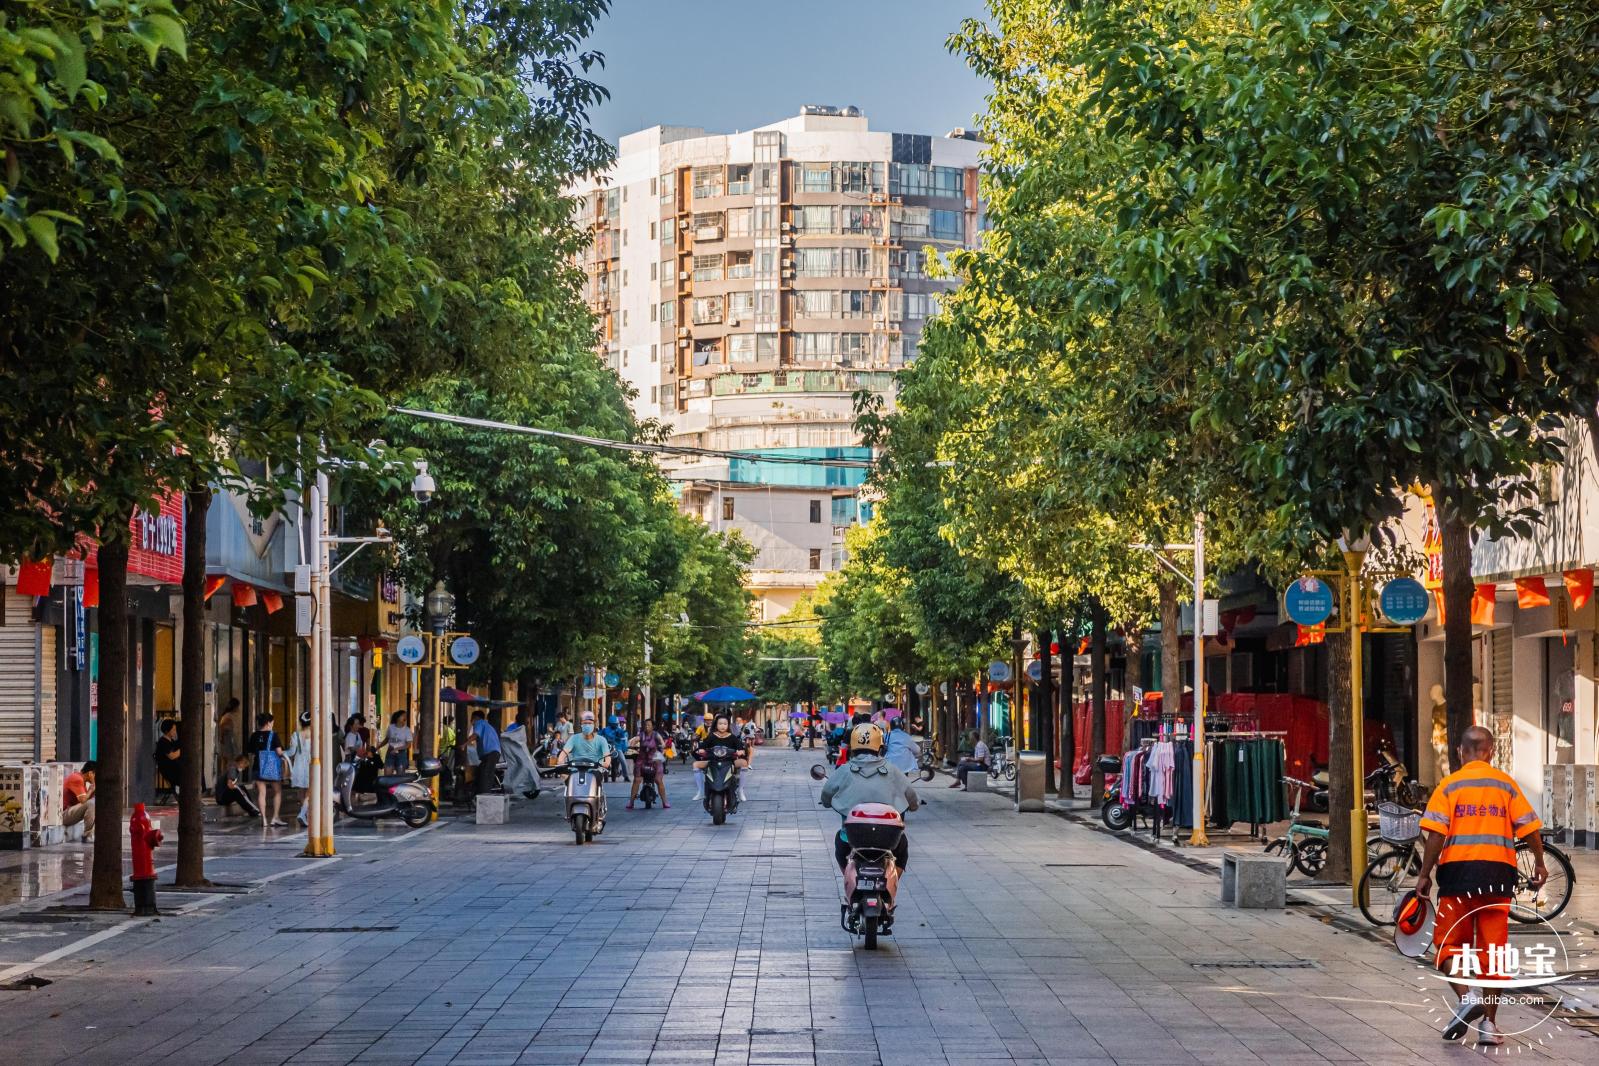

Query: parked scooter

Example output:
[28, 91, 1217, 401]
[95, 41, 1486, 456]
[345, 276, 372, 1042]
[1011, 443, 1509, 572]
[335, 752, 441, 828]
[553, 757, 607, 844]
[700, 741, 741, 825]
[810, 763, 911, 950]
[1096, 753, 1133, 831]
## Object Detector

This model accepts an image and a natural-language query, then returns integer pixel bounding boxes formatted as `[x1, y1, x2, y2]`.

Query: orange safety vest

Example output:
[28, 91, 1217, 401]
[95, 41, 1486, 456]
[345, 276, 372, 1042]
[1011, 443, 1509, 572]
[1420, 760, 1541, 867]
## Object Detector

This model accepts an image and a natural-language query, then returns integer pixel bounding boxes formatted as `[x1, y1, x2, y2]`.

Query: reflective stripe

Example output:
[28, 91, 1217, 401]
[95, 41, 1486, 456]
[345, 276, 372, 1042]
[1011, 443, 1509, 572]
[1513, 811, 1538, 829]
[1419, 813, 1450, 830]
[1442, 777, 1516, 796]
[1444, 833, 1517, 849]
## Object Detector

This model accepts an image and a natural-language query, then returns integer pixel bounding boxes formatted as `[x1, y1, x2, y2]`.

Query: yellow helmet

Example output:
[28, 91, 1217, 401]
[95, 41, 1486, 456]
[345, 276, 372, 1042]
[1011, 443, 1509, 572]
[850, 723, 885, 756]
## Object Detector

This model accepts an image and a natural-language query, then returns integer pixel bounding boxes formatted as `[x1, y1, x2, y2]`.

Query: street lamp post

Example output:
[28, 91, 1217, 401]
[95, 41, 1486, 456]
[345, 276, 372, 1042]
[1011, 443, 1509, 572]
[1340, 530, 1372, 899]
[422, 580, 454, 780]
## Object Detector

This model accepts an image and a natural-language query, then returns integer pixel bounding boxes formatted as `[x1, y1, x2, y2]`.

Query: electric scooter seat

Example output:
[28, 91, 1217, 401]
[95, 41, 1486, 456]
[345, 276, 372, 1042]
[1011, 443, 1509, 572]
[375, 773, 417, 789]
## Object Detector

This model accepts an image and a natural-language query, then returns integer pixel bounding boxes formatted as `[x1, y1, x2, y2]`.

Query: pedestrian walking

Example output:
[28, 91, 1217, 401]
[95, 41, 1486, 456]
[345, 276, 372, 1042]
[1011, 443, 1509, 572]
[554, 711, 573, 746]
[287, 711, 312, 826]
[1414, 725, 1547, 1048]
[215, 697, 242, 784]
[245, 712, 287, 827]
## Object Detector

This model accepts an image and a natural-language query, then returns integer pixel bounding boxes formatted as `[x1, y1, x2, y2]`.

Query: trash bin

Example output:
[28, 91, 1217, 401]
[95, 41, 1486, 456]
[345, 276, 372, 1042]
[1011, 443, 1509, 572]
[1014, 751, 1046, 813]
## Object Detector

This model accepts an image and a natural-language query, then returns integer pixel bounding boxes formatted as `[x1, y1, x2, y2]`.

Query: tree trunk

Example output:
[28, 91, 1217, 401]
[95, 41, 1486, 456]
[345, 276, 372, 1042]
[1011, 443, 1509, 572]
[489, 660, 507, 732]
[1090, 602, 1108, 806]
[1159, 580, 1182, 715]
[1325, 628, 1354, 884]
[90, 533, 131, 910]
[1060, 616, 1076, 798]
[1036, 628, 1055, 792]
[175, 485, 210, 887]
[1439, 496, 1475, 769]
[418, 662, 438, 764]
[1123, 627, 1143, 754]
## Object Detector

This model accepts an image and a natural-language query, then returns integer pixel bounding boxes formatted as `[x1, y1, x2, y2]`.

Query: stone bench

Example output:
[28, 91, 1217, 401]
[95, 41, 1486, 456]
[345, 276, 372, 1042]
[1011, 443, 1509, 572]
[965, 772, 988, 794]
[1220, 851, 1288, 909]
[475, 793, 510, 825]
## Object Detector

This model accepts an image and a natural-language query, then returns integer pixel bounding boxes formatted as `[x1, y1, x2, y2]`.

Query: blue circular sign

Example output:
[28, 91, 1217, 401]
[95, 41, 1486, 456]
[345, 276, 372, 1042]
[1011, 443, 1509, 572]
[604, 672, 620, 688]
[1283, 576, 1335, 626]
[988, 660, 1011, 683]
[395, 635, 427, 665]
[1379, 577, 1430, 626]
[449, 636, 480, 666]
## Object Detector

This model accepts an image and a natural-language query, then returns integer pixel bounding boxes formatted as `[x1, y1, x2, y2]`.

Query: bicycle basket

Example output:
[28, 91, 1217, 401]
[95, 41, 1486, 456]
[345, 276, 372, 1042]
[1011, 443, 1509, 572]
[1378, 802, 1421, 844]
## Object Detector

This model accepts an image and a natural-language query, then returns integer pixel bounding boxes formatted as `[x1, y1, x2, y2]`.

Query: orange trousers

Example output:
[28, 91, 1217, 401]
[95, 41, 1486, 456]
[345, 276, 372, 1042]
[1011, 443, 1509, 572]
[1434, 894, 1510, 977]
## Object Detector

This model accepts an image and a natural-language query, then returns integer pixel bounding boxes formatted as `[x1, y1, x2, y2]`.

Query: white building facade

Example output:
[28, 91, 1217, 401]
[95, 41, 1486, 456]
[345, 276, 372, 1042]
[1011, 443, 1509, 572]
[573, 107, 984, 618]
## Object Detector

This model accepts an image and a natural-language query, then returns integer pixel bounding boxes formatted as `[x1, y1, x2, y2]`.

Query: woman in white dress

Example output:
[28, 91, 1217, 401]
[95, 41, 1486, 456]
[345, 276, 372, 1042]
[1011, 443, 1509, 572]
[287, 711, 313, 826]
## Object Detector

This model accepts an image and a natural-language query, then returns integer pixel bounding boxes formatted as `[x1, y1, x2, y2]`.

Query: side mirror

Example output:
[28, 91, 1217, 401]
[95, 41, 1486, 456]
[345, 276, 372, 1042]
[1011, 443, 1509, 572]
[809, 764, 827, 781]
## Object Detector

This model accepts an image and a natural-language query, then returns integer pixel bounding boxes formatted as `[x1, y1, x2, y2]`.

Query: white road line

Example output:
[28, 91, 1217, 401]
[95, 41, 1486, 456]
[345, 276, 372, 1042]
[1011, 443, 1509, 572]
[0, 920, 141, 984]
[251, 857, 340, 885]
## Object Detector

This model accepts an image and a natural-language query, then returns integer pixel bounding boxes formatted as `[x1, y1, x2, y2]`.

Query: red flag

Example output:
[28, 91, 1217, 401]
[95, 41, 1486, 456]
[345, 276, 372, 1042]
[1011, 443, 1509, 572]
[1471, 583, 1497, 626]
[1295, 623, 1325, 646]
[82, 566, 99, 608]
[204, 575, 227, 602]
[260, 590, 284, 614]
[16, 558, 51, 597]
[1515, 576, 1550, 610]
[1565, 569, 1594, 611]
[231, 582, 258, 608]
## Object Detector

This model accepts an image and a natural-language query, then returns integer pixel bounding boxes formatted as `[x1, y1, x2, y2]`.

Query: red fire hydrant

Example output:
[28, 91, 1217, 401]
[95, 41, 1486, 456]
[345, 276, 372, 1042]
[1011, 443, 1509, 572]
[130, 803, 163, 916]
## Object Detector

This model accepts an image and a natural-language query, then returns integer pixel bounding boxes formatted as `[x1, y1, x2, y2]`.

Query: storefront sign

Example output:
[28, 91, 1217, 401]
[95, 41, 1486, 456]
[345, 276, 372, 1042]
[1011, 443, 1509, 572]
[1378, 577, 1430, 626]
[395, 635, 427, 665]
[1421, 495, 1443, 590]
[1283, 576, 1335, 626]
[84, 491, 185, 583]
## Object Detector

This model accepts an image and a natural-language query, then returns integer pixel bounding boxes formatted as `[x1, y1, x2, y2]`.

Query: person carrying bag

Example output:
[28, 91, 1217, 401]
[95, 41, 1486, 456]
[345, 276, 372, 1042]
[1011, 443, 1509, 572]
[245, 712, 288, 828]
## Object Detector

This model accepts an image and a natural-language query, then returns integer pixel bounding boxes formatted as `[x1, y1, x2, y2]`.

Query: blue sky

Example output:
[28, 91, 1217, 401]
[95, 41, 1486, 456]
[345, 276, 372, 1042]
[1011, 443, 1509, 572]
[583, 0, 991, 143]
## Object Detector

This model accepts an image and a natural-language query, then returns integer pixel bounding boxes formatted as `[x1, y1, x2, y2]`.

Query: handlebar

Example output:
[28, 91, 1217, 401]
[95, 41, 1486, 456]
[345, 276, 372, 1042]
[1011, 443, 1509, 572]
[1281, 776, 1314, 790]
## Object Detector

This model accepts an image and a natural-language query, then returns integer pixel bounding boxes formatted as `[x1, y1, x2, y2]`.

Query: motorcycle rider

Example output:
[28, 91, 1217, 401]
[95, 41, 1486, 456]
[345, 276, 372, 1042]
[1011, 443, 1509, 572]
[557, 711, 613, 823]
[626, 717, 670, 810]
[884, 718, 920, 775]
[821, 723, 918, 872]
[694, 713, 748, 808]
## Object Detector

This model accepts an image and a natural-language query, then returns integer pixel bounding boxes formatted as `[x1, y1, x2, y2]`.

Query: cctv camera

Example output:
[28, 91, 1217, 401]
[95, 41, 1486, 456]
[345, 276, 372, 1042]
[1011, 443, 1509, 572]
[411, 461, 436, 504]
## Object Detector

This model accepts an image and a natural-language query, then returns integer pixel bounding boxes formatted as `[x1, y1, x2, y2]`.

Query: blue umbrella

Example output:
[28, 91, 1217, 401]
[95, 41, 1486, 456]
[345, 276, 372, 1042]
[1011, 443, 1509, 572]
[697, 685, 757, 702]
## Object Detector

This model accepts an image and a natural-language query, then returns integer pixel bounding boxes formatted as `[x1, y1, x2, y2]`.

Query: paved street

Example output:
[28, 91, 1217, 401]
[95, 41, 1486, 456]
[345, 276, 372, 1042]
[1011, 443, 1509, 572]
[0, 748, 1593, 1065]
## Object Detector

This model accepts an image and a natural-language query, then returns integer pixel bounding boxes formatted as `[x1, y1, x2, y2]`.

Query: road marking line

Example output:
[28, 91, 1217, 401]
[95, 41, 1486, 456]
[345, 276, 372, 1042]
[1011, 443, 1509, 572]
[252, 857, 340, 885]
[0, 920, 140, 984]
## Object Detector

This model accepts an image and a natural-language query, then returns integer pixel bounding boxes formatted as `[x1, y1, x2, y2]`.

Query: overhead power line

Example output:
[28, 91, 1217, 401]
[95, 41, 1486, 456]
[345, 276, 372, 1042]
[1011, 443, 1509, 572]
[393, 407, 875, 469]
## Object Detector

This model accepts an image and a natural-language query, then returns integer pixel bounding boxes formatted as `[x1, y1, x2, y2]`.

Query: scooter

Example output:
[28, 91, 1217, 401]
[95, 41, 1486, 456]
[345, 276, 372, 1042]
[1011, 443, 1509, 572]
[553, 757, 606, 844]
[636, 751, 662, 809]
[700, 741, 741, 825]
[335, 752, 441, 828]
[790, 731, 803, 751]
[1096, 753, 1133, 831]
[810, 763, 909, 951]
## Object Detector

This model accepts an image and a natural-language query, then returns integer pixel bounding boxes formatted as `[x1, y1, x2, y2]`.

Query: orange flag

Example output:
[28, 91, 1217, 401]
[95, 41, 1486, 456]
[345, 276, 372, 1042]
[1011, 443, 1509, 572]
[231, 582, 258, 608]
[203, 575, 227, 601]
[260, 590, 284, 614]
[82, 566, 99, 608]
[1471, 583, 1497, 626]
[1515, 576, 1551, 609]
[1565, 569, 1594, 611]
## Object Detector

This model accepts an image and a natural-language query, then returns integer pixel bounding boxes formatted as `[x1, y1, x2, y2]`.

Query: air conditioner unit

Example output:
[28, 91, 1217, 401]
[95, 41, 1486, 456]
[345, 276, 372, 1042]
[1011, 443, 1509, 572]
[965, 197, 975, 209]
[678, 271, 690, 281]
[727, 317, 740, 327]
[779, 234, 793, 246]
[782, 258, 795, 269]
[781, 269, 794, 279]
[780, 221, 792, 232]
[679, 219, 690, 229]
[679, 338, 691, 348]
[677, 327, 689, 338]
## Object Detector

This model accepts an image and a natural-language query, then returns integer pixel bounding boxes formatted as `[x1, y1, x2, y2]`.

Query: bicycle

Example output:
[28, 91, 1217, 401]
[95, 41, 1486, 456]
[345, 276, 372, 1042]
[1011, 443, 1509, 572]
[1264, 776, 1387, 877]
[987, 747, 1017, 783]
[1358, 814, 1574, 926]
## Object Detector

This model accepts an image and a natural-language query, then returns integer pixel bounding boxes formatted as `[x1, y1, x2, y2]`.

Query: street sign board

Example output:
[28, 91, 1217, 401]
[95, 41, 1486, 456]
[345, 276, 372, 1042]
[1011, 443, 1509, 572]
[1379, 577, 1430, 626]
[1283, 576, 1335, 626]
[988, 660, 1011, 683]
[396, 635, 427, 665]
[449, 635, 480, 666]
[1026, 660, 1042, 682]
[915, 682, 930, 696]
[604, 672, 620, 688]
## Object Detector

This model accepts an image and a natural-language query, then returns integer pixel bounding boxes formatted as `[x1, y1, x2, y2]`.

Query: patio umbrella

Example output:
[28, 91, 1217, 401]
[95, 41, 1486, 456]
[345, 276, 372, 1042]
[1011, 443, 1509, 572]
[696, 685, 757, 702]
[439, 687, 521, 708]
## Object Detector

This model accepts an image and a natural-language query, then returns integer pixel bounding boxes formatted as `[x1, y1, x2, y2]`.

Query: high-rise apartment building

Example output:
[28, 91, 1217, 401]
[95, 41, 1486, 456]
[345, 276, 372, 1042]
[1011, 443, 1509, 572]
[573, 107, 984, 618]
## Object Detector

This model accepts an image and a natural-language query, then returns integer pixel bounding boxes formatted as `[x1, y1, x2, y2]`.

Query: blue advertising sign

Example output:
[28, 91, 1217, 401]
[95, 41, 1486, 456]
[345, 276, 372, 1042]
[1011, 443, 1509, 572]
[449, 636, 481, 666]
[1283, 576, 1335, 626]
[1379, 577, 1430, 626]
[395, 635, 427, 665]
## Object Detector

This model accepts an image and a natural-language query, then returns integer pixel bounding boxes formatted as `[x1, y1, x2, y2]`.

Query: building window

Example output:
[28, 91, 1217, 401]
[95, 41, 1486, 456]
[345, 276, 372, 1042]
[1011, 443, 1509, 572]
[723, 497, 735, 521]
[650, 385, 658, 403]
[727, 164, 752, 195]
[692, 296, 723, 324]
[729, 290, 756, 316]
[651, 343, 658, 362]
[650, 177, 657, 196]
[692, 166, 723, 199]
[794, 332, 837, 360]
[930, 209, 963, 241]
[757, 333, 779, 360]
[726, 250, 753, 280]
[622, 310, 628, 326]
[795, 205, 833, 233]
[934, 165, 965, 197]
[660, 301, 675, 325]
[692, 254, 723, 281]
[840, 205, 879, 234]
[622, 350, 629, 366]
[729, 334, 755, 362]
[650, 221, 657, 239]
[726, 207, 752, 238]
[810, 499, 822, 523]
[798, 163, 832, 192]
[622, 270, 628, 285]
[809, 548, 822, 570]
